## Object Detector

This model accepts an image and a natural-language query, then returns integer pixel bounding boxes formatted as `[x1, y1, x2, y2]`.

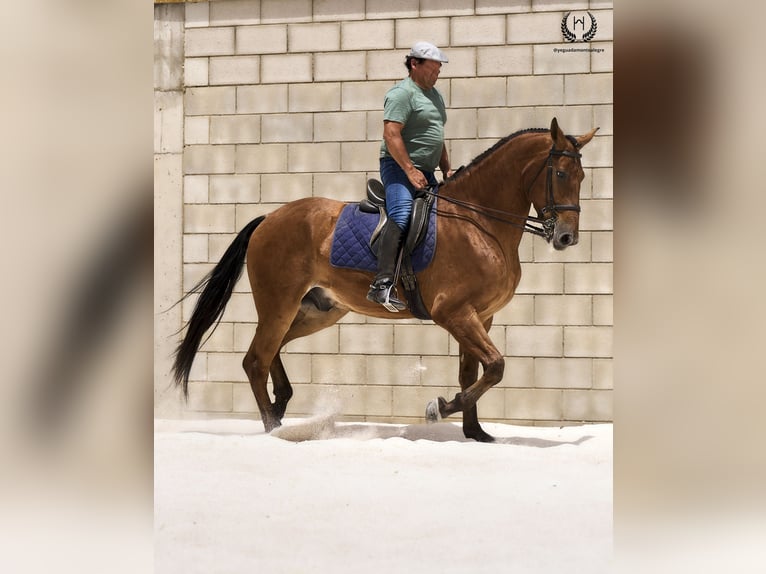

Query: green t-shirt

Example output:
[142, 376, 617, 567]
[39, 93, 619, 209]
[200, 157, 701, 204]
[379, 77, 447, 172]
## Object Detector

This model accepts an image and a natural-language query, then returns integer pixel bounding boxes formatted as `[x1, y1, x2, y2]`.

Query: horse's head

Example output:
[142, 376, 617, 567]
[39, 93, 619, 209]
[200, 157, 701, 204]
[530, 118, 598, 250]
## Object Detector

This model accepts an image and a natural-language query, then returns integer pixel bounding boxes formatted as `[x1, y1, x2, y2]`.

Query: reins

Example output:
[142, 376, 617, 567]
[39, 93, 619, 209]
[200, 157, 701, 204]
[426, 143, 582, 241]
[426, 187, 553, 238]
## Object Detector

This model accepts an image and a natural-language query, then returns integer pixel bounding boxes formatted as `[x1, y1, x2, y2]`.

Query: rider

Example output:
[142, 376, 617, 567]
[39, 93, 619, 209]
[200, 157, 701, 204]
[367, 41, 454, 309]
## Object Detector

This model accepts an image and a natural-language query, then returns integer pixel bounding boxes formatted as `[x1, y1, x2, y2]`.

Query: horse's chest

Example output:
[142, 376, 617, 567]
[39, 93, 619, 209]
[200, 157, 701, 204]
[489, 258, 522, 311]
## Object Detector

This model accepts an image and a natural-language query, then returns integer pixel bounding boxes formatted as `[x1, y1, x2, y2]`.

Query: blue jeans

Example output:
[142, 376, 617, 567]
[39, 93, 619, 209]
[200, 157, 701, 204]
[380, 157, 437, 230]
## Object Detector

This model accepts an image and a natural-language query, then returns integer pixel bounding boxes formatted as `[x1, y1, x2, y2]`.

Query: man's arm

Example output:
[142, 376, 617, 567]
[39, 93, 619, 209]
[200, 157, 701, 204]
[383, 120, 428, 189]
[439, 144, 453, 178]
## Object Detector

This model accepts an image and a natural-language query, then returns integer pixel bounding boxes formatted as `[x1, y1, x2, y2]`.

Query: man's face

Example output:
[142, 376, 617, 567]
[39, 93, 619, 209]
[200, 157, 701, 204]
[411, 58, 442, 90]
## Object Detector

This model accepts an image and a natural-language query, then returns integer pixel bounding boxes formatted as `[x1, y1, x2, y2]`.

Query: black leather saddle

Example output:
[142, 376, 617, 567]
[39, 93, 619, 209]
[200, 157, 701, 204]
[360, 179, 434, 258]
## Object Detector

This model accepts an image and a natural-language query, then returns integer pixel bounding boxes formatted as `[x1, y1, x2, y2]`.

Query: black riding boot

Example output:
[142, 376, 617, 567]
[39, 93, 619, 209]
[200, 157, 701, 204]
[366, 221, 406, 311]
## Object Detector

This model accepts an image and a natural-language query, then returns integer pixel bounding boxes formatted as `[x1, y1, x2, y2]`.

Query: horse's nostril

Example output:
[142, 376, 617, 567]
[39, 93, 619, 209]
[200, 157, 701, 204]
[559, 233, 573, 246]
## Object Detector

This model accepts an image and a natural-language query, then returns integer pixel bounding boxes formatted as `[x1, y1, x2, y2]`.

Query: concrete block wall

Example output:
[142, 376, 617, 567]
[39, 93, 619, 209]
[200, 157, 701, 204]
[154, 0, 613, 425]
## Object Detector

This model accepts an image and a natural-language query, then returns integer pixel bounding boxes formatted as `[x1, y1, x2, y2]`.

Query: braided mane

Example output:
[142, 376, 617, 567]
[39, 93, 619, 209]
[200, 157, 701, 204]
[446, 127, 580, 183]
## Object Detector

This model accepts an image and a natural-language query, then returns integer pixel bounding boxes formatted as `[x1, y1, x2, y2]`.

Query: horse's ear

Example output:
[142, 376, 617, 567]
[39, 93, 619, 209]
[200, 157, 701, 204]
[550, 117, 568, 149]
[575, 127, 600, 148]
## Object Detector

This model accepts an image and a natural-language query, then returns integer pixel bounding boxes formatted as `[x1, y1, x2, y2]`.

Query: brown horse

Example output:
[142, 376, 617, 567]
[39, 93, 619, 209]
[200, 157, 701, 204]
[174, 118, 598, 442]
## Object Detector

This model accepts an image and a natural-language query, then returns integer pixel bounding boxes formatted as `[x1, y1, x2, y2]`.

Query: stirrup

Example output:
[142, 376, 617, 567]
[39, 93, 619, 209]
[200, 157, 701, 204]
[366, 281, 406, 312]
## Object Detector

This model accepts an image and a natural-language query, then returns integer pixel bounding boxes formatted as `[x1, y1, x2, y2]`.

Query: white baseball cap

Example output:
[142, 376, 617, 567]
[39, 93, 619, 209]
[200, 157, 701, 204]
[408, 41, 449, 63]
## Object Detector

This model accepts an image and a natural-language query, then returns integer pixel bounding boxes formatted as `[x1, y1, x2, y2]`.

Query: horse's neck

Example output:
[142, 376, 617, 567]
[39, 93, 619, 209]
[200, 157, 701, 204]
[447, 136, 544, 219]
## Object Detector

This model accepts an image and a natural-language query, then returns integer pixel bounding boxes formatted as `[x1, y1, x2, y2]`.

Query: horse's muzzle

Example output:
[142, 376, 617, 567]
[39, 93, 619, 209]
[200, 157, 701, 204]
[552, 223, 579, 250]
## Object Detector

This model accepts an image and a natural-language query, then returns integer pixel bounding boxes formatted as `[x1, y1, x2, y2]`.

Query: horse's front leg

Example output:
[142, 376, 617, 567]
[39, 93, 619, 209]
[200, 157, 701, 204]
[427, 311, 504, 442]
[454, 349, 496, 443]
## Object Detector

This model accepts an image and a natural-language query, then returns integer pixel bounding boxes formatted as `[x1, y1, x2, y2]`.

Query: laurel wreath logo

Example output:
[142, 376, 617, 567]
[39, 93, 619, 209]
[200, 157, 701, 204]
[583, 13, 598, 42]
[561, 12, 576, 42]
[561, 11, 598, 43]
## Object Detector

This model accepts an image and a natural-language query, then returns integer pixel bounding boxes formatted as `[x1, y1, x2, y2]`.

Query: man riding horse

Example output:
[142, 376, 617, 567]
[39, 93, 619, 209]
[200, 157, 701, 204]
[367, 42, 455, 310]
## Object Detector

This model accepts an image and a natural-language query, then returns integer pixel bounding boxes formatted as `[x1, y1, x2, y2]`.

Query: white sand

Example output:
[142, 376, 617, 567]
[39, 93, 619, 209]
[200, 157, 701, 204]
[155, 417, 612, 573]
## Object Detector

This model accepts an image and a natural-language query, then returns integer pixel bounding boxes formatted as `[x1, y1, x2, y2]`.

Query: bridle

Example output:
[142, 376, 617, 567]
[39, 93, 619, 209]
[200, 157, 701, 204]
[524, 144, 583, 239]
[427, 142, 583, 241]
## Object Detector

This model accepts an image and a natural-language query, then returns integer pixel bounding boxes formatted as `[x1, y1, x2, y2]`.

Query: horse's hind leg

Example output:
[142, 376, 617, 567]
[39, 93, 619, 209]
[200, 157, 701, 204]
[243, 327, 285, 432]
[243, 289, 307, 431]
[269, 355, 292, 420]
[270, 288, 348, 421]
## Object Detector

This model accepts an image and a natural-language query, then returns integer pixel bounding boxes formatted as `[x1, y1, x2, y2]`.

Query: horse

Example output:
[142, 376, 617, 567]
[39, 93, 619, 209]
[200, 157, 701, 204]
[173, 118, 598, 442]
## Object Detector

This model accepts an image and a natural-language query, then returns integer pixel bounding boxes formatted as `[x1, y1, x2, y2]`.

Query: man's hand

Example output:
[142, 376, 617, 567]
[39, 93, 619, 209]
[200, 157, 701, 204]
[405, 165, 428, 189]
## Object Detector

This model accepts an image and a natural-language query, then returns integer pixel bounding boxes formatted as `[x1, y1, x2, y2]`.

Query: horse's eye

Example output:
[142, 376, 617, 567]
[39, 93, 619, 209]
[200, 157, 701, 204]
[556, 170, 567, 179]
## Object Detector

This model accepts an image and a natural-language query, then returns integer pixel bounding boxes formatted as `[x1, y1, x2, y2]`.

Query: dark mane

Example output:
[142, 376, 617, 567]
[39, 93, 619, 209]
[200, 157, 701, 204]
[446, 128, 548, 182]
[445, 127, 580, 183]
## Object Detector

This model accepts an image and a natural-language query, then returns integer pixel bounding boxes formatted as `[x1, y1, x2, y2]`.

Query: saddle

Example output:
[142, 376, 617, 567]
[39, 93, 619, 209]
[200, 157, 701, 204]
[360, 179, 435, 320]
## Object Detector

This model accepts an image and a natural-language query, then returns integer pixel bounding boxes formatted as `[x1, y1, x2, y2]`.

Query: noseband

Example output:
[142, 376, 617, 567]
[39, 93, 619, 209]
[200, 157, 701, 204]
[428, 142, 583, 242]
[523, 145, 582, 240]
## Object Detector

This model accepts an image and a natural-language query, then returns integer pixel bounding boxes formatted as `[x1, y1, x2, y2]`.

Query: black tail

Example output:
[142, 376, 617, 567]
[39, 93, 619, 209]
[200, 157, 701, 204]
[172, 216, 266, 396]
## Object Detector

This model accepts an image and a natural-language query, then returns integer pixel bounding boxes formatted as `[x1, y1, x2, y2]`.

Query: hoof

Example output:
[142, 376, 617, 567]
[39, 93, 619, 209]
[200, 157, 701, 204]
[425, 398, 443, 423]
[466, 427, 495, 443]
[263, 418, 282, 433]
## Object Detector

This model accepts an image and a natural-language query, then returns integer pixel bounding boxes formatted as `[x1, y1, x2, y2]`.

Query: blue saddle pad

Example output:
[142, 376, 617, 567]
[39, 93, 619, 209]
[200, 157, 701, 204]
[330, 201, 437, 273]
